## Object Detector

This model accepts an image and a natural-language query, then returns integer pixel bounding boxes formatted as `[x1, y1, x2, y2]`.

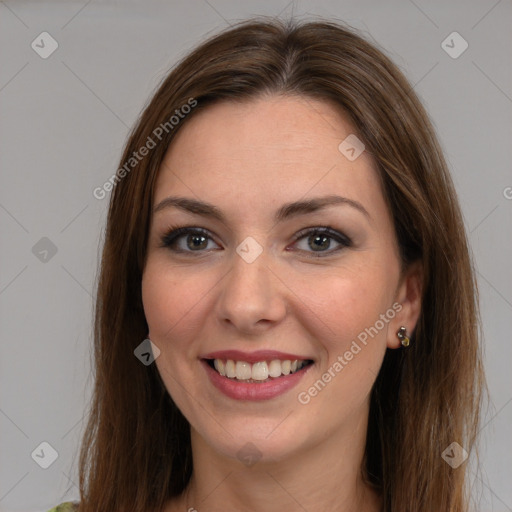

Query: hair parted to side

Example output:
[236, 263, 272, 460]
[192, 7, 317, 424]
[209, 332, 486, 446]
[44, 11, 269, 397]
[76, 16, 487, 512]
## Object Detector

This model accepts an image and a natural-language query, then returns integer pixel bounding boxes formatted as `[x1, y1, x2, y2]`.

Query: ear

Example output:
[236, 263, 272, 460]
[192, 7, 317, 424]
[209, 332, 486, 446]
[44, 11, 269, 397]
[387, 260, 423, 349]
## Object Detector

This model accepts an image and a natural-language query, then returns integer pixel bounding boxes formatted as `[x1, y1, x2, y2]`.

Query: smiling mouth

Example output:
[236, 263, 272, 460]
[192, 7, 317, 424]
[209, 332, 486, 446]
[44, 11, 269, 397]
[204, 358, 314, 383]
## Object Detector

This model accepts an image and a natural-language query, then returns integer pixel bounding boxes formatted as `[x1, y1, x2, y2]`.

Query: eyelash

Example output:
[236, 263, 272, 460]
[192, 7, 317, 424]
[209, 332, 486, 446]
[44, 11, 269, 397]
[159, 225, 352, 258]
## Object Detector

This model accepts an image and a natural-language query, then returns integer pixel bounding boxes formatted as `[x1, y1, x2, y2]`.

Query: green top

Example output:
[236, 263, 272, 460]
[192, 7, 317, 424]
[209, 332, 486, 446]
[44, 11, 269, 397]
[47, 502, 79, 512]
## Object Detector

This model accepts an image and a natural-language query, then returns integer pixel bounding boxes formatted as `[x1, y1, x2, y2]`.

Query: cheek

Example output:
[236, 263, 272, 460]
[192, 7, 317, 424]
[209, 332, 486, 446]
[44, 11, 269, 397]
[141, 259, 211, 352]
[294, 266, 393, 420]
[141, 260, 209, 409]
[303, 262, 396, 348]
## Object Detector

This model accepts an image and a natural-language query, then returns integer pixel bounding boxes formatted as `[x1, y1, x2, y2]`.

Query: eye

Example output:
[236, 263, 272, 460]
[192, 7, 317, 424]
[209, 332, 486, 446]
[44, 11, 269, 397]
[160, 226, 220, 255]
[290, 226, 352, 257]
[160, 225, 352, 257]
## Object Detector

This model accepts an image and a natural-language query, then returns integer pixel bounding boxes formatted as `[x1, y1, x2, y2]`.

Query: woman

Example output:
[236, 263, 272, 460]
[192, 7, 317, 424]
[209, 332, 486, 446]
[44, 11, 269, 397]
[49, 16, 487, 512]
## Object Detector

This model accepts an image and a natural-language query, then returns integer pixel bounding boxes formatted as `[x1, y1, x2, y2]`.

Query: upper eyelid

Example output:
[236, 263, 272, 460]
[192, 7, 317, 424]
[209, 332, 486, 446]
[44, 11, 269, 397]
[160, 225, 346, 240]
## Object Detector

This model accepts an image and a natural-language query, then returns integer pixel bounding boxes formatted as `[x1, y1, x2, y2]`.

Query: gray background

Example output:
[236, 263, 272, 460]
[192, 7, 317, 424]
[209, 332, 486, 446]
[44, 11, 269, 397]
[0, 0, 511, 511]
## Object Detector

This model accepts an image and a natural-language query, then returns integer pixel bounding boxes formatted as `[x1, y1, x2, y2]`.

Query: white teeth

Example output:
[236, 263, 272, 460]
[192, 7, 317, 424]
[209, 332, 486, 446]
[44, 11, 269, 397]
[235, 361, 252, 380]
[268, 360, 282, 378]
[251, 361, 268, 381]
[211, 358, 310, 380]
[214, 359, 226, 376]
[225, 359, 236, 378]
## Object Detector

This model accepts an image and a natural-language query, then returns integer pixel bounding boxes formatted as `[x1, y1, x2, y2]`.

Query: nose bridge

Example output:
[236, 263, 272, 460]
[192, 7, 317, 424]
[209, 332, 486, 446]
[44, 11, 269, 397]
[227, 238, 271, 300]
[215, 236, 286, 329]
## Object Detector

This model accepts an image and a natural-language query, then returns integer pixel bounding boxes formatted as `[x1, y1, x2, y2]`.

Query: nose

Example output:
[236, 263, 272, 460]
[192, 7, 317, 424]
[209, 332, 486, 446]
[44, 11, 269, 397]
[214, 245, 287, 334]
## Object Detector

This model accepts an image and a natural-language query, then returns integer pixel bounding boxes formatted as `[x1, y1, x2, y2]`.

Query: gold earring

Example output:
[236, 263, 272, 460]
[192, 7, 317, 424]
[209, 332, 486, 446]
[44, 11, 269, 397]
[397, 326, 410, 347]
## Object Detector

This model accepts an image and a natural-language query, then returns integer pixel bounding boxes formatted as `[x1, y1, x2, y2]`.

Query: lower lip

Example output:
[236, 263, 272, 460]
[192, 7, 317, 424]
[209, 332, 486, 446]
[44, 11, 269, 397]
[201, 360, 312, 401]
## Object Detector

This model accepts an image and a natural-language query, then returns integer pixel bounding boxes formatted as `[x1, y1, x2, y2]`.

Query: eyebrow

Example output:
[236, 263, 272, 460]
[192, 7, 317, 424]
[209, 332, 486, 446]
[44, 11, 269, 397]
[153, 194, 370, 223]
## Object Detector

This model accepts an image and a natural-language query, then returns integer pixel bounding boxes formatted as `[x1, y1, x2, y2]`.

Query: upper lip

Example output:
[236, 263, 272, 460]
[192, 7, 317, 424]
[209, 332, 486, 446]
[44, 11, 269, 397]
[200, 350, 314, 364]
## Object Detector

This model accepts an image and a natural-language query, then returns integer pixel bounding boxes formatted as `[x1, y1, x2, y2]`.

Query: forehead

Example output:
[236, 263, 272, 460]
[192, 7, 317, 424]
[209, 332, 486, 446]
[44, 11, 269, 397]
[154, 95, 384, 218]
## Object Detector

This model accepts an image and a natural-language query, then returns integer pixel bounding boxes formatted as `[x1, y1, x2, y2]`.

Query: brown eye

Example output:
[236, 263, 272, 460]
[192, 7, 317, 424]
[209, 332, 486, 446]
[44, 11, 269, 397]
[291, 227, 352, 257]
[161, 227, 220, 254]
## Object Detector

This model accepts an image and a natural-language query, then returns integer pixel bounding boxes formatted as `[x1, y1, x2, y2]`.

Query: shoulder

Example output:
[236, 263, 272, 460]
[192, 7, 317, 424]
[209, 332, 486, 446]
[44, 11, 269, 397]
[46, 502, 80, 512]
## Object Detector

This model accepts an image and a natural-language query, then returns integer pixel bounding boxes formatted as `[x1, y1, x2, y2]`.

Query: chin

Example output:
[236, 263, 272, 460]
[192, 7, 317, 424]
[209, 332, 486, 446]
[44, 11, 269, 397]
[195, 417, 314, 467]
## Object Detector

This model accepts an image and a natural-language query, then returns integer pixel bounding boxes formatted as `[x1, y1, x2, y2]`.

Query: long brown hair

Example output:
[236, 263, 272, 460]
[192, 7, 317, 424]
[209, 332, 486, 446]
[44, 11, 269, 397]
[74, 17, 487, 512]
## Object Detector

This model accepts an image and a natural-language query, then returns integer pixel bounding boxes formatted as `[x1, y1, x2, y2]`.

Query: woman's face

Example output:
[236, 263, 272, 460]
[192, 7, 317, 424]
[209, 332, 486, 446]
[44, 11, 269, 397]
[142, 95, 419, 464]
